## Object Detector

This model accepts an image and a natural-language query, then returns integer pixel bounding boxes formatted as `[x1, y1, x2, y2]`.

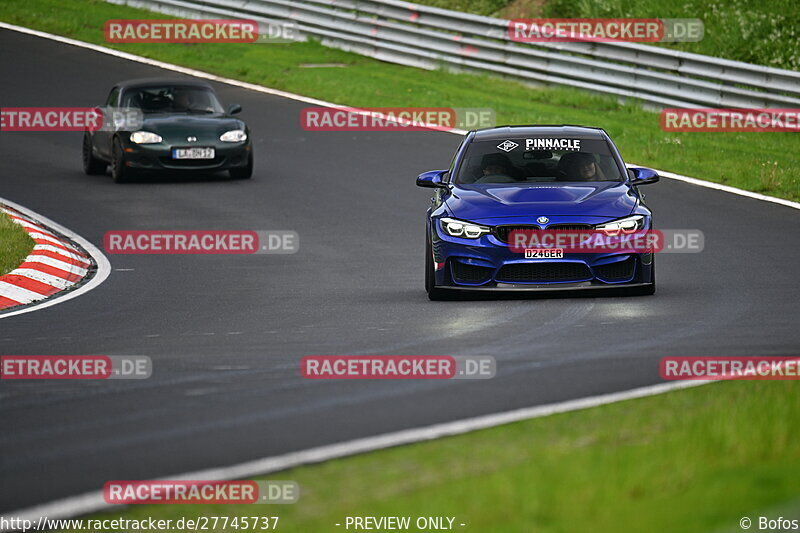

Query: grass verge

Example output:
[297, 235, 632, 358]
[0, 0, 798, 201]
[57, 380, 800, 532]
[0, 211, 35, 276]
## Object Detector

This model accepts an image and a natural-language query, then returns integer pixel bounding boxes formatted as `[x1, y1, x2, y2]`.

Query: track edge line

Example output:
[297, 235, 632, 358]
[0, 379, 714, 526]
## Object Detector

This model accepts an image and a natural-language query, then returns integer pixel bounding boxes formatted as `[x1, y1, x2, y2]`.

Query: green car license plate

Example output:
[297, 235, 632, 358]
[172, 147, 215, 159]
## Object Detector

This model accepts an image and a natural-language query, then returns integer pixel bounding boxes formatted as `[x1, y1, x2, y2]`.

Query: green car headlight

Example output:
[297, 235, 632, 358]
[129, 131, 162, 144]
[220, 130, 247, 142]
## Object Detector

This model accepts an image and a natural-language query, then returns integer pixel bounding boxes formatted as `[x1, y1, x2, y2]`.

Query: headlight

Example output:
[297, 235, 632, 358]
[129, 131, 162, 144]
[440, 217, 491, 239]
[220, 129, 247, 142]
[595, 215, 645, 235]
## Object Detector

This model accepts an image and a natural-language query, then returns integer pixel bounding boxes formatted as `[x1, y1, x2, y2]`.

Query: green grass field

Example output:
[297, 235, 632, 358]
[414, 0, 800, 71]
[0, 0, 798, 201]
[56, 380, 800, 532]
[0, 211, 35, 275]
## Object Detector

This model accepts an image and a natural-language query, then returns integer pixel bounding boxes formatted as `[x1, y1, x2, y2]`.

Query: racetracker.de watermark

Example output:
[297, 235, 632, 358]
[104, 230, 299, 255]
[0, 107, 144, 132]
[301, 355, 496, 379]
[104, 19, 299, 43]
[0, 356, 152, 380]
[508, 18, 703, 42]
[103, 480, 298, 504]
[661, 108, 800, 132]
[1, 108, 101, 131]
[660, 357, 800, 380]
[507, 229, 704, 254]
[300, 107, 496, 131]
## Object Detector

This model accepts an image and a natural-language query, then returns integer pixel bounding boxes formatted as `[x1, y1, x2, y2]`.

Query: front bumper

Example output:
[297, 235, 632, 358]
[431, 222, 654, 289]
[121, 140, 252, 171]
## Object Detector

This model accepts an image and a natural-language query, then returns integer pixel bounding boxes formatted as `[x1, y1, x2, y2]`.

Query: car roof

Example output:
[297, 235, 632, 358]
[472, 125, 608, 141]
[114, 78, 215, 91]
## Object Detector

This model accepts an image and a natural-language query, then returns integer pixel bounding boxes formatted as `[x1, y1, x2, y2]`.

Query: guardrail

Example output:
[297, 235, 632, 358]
[109, 0, 800, 109]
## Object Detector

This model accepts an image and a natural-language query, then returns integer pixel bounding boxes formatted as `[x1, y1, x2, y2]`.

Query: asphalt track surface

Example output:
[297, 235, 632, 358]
[1, 28, 799, 512]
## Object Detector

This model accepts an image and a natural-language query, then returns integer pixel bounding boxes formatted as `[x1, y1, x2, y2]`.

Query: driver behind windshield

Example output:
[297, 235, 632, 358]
[172, 89, 203, 112]
[172, 90, 191, 110]
[474, 154, 516, 183]
[168, 88, 220, 113]
[557, 151, 607, 181]
[483, 164, 507, 177]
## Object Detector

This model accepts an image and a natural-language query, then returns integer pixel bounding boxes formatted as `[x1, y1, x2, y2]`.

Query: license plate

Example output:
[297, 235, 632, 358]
[525, 248, 564, 259]
[172, 147, 215, 159]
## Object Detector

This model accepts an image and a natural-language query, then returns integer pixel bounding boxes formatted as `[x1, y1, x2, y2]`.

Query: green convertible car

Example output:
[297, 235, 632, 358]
[83, 78, 253, 182]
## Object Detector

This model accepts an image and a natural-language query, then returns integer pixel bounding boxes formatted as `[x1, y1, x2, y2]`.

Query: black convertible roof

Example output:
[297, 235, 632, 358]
[472, 125, 608, 141]
[114, 78, 215, 91]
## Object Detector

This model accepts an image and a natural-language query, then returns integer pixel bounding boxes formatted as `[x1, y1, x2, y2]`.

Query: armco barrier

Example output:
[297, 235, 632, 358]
[108, 0, 800, 108]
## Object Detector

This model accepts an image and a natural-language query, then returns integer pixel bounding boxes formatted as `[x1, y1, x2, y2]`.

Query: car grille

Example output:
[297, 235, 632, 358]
[493, 224, 592, 243]
[496, 262, 592, 283]
[451, 261, 493, 283]
[493, 225, 539, 243]
[594, 257, 636, 281]
[159, 156, 226, 167]
[545, 224, 593, 230]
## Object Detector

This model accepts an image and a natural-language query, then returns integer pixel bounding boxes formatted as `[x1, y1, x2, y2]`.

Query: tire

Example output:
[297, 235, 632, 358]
[111, 137, 135, 183]
[425, 234, 449, 301]
[628, 259, 656, 296]
[229, 153, 253, 180]
[82, 133, 106, 175]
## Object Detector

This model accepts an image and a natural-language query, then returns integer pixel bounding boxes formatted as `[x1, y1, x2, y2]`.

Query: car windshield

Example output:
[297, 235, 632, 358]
[455, 137, 624, 184]
[121, 86, 224, 114]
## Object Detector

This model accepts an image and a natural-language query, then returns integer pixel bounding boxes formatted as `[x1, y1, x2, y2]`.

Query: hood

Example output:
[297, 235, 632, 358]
[445, 182, 638, 221]
[140, 113, 244, 140]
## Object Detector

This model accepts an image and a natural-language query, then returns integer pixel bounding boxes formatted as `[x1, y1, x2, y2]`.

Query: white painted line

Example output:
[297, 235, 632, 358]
[636, 166, 800, 211]
[0, 379, 714, 526]
[0, 21, 796, 211]
[23, 255, 88, 277]
[10, 269, 75, 290]
[0, 197, 111, 319]
[0, 22, 340, 108]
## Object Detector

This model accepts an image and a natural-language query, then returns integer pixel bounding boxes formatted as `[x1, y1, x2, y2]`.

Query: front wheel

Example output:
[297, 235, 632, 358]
[627, 259, 656, 296]
[82, 133, 106, 175]
[111, 138, 135, 183]
[425, 234, 449, 301]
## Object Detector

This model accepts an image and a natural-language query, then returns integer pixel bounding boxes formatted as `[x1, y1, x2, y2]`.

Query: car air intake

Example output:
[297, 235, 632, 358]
[496, 262, 591, 282]
[451, 261, 493, 283]
[594, 257, 637, 282]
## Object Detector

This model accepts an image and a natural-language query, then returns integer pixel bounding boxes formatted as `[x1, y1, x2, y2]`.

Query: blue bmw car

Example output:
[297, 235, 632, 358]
[417, 125, 659, 300]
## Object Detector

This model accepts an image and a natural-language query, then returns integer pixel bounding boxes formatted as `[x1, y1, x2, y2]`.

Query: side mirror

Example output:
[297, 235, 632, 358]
[227, 104, 242, 115]
[416, 170, 448, 188]
[628, 167, 660, 185]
